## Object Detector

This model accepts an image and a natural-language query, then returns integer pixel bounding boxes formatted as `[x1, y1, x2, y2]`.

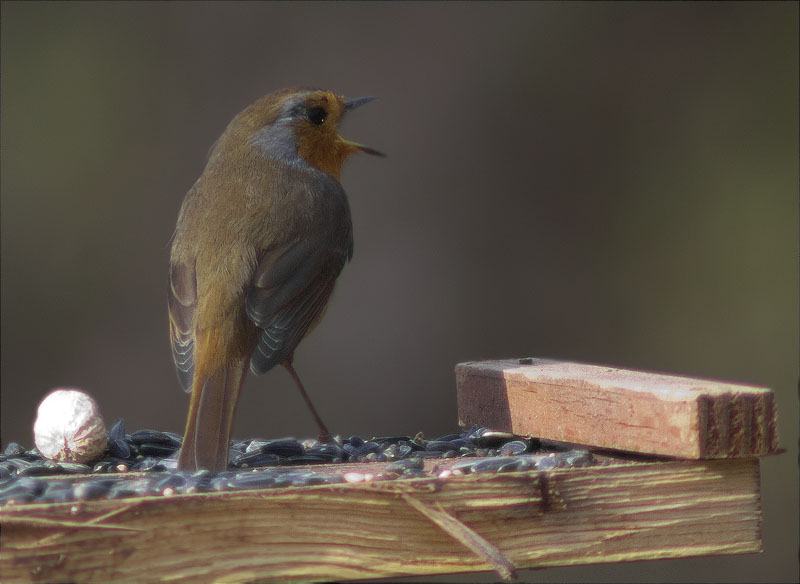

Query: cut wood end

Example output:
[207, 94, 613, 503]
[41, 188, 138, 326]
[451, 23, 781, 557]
[456, 358, 779, 459]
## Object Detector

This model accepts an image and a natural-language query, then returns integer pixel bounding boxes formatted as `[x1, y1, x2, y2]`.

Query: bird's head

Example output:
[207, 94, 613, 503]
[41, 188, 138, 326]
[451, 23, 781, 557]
[223, 88, 383, 180]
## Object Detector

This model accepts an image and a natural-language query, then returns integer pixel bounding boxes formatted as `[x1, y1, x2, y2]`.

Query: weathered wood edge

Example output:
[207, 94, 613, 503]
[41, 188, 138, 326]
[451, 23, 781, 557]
[0, 458, 762, 584]
[456, 359, 780, 458]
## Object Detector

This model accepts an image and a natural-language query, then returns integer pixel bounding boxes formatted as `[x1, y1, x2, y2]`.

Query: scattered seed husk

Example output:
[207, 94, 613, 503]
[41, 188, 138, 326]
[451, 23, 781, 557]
[0, 424, 594, 505]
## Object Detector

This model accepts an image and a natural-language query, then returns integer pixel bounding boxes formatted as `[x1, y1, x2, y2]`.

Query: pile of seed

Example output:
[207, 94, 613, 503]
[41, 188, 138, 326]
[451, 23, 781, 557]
[0, 422, 595, 505]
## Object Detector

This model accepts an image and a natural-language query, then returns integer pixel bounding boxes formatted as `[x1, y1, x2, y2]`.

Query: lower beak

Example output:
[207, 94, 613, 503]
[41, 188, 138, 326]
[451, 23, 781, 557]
[342, 139, 385, 157]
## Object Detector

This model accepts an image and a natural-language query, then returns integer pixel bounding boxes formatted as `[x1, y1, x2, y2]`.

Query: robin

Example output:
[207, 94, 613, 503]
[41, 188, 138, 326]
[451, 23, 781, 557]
[168, 88, 382, 471]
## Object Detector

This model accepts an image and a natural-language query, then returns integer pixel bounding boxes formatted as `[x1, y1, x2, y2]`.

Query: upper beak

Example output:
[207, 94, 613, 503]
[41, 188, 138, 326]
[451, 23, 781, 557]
[342, 96, 385, 157]
[344, 96, 377, 111]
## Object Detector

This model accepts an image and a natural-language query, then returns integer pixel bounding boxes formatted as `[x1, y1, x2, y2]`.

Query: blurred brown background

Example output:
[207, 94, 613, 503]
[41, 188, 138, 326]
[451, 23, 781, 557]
[1, 2, 797, 582]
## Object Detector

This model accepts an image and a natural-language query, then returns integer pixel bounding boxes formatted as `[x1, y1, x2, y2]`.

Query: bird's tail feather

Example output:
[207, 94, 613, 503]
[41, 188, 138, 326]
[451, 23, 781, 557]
[177, 359, 247, 472]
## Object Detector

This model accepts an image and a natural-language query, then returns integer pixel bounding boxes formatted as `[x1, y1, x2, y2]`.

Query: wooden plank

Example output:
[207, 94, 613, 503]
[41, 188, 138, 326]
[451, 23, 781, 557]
[0, 458, 762, 583]
[456, 359, 779, 458]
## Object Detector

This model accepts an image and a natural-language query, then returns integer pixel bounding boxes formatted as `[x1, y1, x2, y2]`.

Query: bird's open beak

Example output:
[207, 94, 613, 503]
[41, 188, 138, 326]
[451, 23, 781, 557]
[341, 96, 385, 157]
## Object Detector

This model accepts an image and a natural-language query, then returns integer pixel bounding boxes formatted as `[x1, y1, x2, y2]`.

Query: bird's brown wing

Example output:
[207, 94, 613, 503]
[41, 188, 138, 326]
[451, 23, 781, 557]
[246, 238, 349, 374]
[168, 261, 198, 391]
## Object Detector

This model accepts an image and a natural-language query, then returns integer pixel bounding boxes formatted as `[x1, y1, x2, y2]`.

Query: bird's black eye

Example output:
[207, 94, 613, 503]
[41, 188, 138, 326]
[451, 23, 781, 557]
[307, 107, 327, 126]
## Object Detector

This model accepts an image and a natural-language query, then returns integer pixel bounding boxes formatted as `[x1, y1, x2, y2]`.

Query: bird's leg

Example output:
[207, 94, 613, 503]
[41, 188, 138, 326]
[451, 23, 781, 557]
[282, 361, 333, 443]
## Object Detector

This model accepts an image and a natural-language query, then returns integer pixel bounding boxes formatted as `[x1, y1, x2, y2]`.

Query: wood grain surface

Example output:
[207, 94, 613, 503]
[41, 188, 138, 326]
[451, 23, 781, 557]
[0, 458, 761, 583]
[457, 359, 779, 458]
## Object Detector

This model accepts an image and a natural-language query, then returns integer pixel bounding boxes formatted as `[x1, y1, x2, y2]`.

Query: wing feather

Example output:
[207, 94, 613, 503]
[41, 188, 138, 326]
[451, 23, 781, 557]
[168, 261, 198, 391]
[247, 242, 348, 375]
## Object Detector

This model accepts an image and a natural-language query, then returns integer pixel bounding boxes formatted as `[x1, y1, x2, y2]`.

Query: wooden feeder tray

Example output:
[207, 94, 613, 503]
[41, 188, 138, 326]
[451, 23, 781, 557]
[0, 358, 780, 583]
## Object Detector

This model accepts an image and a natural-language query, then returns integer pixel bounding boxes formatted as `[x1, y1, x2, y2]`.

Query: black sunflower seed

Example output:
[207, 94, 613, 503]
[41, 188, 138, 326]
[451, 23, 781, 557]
[1, 476, 46, 498]
[261, 439, 304, 457]
[471, 428, 515, 448]
[244, 440, 268, 454]
[56, 462, 91, 474]
[139, 443, 179, 457]
[499, 440, 530, 456]
[156, 473, 187, 490]
[536, 456, 559, 469]
[413, 450, 444, 459]
[74, 480, 111, 500]
[371, 435, 411, 445]
[350, 441, 380, 458]
[425, 440, 456, 452]
[231, 471, 277, 489]
[297, 474, 329, 486]
[233, 452, 281, 468]
[346, 435, 365, 448]
[107, 419, 126, 442]
[44, 483, 75, 502]
[4, 458, 33, 473]
[306, 443, 344, 460]
[385, 457, 424, 473]
[17, 463, 59, 477]
[284, 455, 330, 465]
[108, 438, 132, 459]
[92, 460, 117, 473]
[566, 451, 594, 467]
[130, 430, 181, 448]
[132, 457, 161, 471]
[3, 443, 25, 457]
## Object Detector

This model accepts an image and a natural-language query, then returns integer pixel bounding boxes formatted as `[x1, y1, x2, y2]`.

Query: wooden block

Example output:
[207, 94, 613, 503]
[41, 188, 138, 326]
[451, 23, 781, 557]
[456, 358, 779, 458]
[0, 458, 762, 583]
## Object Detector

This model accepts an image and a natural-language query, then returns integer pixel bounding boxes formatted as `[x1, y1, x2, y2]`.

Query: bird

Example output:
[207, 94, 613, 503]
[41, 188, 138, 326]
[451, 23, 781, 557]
[168, 87, 382, 472]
